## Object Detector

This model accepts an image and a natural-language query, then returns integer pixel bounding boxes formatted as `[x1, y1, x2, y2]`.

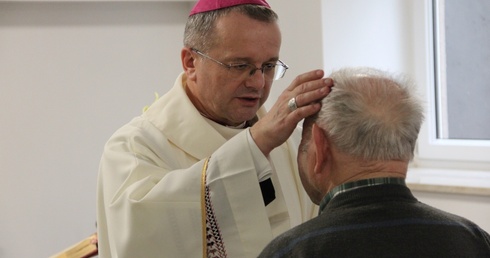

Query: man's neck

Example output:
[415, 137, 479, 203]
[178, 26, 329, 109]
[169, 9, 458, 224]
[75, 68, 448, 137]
[319, 177, 407, 214]
[329, 159, 408, 194]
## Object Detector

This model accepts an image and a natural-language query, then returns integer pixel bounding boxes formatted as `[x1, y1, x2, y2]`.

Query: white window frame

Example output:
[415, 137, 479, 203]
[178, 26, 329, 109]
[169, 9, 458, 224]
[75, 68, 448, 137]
[413, 0, 490, 172]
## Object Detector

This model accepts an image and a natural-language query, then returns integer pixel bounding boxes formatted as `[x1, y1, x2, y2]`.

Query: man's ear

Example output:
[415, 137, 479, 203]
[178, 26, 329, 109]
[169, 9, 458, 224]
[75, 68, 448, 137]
[312, 123, 330, 177]
[181, 48, 197, 81]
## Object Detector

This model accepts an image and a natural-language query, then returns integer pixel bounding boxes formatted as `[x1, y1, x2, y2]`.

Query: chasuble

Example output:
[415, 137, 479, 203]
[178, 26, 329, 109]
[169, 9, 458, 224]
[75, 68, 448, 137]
[96, 73, 317, 257]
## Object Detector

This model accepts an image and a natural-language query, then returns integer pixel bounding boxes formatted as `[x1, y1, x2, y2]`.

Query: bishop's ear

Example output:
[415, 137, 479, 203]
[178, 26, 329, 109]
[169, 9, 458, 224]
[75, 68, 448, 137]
[181, 48, 197, 80]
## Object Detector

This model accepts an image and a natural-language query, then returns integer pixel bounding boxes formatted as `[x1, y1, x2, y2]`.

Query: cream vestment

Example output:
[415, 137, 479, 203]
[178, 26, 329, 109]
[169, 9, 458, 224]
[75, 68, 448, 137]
[96, 73, 317, 257]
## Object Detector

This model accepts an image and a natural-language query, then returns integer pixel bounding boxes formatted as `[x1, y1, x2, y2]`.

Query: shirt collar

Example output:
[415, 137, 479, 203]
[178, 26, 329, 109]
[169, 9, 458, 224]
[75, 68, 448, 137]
[319, 177, 406, 215]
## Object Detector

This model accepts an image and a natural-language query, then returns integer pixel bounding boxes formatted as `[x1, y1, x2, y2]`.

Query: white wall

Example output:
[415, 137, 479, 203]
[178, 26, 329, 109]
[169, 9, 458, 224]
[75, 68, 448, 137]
[322, 0, 414, 74]
[0, 0, 488, 257]
[0, 2, 191, 258]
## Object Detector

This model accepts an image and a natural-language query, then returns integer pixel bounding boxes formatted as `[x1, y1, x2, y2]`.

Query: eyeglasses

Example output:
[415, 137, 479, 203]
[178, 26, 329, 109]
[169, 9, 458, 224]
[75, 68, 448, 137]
[192, 48, 289, 81]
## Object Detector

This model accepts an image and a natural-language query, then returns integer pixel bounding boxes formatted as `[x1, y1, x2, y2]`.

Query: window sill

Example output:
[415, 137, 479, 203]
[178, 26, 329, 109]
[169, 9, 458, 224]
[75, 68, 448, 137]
[406, 168, 490, 197]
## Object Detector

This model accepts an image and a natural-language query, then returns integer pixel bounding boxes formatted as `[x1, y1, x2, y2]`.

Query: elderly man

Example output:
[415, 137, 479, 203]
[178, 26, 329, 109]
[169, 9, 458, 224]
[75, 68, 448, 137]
[259, 67, 490, 257]
[96, 0, 331, 257]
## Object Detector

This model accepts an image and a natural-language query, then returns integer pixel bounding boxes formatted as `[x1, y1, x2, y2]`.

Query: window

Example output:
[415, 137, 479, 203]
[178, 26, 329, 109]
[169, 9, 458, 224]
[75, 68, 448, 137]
[434, 0, 490, 140]
[415, 0, 490, 170]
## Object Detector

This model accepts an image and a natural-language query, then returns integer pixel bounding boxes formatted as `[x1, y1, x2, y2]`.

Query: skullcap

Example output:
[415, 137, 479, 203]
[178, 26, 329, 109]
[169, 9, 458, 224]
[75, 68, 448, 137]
[189, 0, 271, 16]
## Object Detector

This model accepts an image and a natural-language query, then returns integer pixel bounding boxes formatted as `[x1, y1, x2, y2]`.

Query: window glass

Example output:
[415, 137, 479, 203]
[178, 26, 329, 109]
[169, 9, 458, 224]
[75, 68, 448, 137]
[434, 0, 490, 140]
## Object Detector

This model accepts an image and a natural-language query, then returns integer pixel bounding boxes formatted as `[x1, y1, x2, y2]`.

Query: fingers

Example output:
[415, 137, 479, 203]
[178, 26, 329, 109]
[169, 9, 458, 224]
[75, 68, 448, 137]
[293, 78, 332, 108]
[288, 69, 333, 116]
[250, 69, 333, 157]
[285, 70, 333, 125]
[286, 69, 325, 91]
[287, 69, 333, 103]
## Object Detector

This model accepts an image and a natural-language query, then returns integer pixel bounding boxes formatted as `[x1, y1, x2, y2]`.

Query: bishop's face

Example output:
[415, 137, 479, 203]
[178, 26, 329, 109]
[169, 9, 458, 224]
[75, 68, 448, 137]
[189, 11, 282, 126]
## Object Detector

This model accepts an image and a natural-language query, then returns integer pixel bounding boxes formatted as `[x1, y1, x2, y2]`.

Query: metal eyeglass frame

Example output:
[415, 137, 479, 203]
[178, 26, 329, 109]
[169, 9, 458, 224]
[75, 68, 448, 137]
[191, 48, 289, 81]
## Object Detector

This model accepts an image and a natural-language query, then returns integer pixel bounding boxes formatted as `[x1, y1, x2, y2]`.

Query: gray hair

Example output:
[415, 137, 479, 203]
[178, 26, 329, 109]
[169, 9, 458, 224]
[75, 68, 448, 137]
[183, 4, 278, 52]
[314, 67, 424, 161]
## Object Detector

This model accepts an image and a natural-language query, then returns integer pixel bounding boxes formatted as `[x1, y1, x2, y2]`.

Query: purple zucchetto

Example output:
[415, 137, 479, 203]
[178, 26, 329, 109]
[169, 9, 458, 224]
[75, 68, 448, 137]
[189, 0, 271, 16]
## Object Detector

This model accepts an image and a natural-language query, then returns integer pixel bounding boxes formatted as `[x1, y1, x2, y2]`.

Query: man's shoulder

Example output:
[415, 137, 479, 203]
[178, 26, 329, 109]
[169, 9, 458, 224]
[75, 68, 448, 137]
[258, 215, 323, 257]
